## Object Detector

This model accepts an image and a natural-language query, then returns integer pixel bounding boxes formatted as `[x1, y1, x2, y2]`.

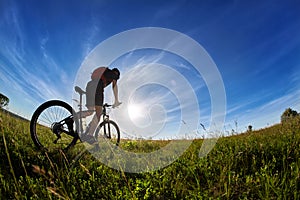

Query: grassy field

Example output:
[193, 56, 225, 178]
[0, 109, 299, 199]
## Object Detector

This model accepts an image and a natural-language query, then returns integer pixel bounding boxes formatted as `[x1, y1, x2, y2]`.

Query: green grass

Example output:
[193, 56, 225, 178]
[0, 109, 299, 199]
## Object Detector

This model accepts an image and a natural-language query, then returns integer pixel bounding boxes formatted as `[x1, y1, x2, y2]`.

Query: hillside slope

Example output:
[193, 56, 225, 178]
[0, 110, 299, 199]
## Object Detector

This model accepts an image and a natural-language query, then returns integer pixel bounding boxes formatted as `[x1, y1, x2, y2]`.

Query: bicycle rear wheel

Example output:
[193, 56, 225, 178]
[30, 100, 79, 151]
[95, 120, 120, 146]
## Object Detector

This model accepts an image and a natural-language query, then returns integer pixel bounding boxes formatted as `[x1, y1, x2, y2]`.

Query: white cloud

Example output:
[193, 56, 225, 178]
[225, 89, 300, 133]
[107, 62, 201, 139]
[0, 3, 75, 117]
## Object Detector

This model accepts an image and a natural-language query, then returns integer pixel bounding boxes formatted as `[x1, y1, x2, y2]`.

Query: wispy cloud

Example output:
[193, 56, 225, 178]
[109, 60, 202, 139]
[0, 3, 74, 116]
[81, 15, 102, 58]
[225, 89, 300, 133]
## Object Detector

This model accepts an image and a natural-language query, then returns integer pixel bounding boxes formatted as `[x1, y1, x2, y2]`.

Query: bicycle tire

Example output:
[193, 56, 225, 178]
[95, 120, 120, 146]
[30, 100, 79, 151]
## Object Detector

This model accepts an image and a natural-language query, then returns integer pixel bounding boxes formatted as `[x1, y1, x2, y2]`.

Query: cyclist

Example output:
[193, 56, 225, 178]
[82, 66, 121, 143]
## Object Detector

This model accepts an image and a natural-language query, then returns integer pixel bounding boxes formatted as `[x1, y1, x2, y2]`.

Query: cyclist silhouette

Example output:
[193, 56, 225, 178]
[82, 66, 121, 142]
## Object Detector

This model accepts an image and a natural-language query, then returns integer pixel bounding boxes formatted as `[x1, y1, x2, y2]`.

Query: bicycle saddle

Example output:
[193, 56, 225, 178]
[75, 86, 86, 95]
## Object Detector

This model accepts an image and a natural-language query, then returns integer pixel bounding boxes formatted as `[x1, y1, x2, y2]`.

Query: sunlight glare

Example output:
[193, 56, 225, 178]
[128, 103, 144, 120]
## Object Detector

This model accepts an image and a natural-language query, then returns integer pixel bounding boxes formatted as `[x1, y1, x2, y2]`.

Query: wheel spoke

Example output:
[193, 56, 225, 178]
[30, 100, 78, 151]
[95, 120, 120, 146]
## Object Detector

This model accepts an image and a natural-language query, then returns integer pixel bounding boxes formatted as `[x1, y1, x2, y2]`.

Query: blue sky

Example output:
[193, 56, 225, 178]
[0, 0, 299, 138]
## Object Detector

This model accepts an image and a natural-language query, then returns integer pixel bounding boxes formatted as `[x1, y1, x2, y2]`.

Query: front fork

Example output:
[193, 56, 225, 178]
[103, 115, 111, 139]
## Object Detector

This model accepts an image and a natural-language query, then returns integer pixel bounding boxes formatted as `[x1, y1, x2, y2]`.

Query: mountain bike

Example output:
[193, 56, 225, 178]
[30, 86, 120, 151]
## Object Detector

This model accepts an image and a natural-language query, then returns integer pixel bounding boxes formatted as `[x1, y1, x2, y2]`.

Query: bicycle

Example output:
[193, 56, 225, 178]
[30, 86, 121, 151]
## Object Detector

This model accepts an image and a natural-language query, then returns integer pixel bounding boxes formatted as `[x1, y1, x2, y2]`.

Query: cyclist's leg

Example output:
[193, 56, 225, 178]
[94, 79, 104, 121]
[78, 110, 94, 118]
[85, 79, 104, 135]
[95, 106, 103, 121]
[85, 106, 101, 135]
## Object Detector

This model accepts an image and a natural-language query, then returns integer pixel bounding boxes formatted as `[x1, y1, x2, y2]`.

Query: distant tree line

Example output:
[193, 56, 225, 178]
[281, 108, 299, 123]
[0, 93, 9, 108]
[247, 108, 298, 132]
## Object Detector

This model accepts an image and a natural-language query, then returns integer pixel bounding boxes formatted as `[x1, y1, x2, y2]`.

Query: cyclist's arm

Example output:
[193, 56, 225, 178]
[112, 80, 121, 106]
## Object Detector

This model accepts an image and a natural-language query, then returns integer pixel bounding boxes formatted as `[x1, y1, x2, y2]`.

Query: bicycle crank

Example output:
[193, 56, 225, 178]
[51, 122, 62, 144]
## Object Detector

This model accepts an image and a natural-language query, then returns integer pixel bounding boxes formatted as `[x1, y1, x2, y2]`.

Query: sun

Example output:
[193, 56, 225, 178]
[128, 103, 144, 120]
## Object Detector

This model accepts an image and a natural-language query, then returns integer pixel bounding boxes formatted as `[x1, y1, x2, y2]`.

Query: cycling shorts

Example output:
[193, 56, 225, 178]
[85, 79, 104, 107]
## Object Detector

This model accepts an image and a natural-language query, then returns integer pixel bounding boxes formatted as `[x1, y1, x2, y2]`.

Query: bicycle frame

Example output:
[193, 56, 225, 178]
[74, 86, 112, 136]
[30, 87, 120, 150]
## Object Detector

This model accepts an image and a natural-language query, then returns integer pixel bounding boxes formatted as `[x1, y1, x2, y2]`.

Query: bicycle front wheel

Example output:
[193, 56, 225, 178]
[30, 100, 79, 151]
[95, 120, 120, 146]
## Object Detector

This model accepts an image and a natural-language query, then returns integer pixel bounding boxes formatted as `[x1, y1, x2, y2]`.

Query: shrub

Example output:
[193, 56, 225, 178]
[281, 108, 298, 123]
[0, 93, 9, 108]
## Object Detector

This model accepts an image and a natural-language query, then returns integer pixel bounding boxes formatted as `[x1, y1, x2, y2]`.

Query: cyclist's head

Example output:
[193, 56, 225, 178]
[112, 68, 120, 80]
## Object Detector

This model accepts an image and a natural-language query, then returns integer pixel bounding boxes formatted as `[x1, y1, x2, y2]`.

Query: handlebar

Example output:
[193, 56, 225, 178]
[103, 103, 112, 108]
[103, 102, 122, 108]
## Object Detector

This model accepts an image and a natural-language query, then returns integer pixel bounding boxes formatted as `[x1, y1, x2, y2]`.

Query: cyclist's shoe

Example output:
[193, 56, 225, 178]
[80, 134, 97, 144]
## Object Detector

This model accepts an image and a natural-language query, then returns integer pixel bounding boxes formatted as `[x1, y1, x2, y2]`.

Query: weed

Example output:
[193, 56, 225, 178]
[0, 110, 299, 199]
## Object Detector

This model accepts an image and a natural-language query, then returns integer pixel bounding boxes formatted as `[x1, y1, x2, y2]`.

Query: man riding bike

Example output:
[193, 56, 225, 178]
[82, 66, 121, 143]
